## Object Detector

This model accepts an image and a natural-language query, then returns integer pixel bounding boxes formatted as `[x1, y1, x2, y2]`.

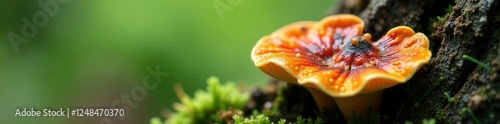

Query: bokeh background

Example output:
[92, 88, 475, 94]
[0, 0, 337, 123]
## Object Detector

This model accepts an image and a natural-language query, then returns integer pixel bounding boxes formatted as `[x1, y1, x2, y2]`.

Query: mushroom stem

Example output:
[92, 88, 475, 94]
[305, 87, 338, 111]
[333, 91, 382, 121]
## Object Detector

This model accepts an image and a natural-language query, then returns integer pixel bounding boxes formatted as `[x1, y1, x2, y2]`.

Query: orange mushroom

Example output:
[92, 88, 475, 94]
[250, 14, 431, 120]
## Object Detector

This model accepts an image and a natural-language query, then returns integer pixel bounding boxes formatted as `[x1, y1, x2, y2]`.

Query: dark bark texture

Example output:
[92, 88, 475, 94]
[333, 0, 500, 123]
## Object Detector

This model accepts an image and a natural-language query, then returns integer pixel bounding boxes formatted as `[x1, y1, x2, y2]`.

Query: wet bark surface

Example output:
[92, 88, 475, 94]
[332, 0, 500, 123]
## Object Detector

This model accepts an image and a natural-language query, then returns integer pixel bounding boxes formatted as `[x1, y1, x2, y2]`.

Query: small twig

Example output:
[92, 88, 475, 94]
[414, 77, 445, 108]
[463, 55, 493, 73]
[393, 104, 404, 124]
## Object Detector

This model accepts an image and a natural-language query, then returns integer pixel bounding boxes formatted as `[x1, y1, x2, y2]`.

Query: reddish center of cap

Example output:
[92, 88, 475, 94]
[330, 34, 381, 71]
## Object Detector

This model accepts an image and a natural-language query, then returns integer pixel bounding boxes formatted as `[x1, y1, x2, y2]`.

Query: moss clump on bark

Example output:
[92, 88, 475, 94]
[151, 76, 249, 124]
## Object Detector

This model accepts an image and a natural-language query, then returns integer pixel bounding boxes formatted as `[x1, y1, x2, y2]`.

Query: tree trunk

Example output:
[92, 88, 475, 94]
[333, 0, 500, 123]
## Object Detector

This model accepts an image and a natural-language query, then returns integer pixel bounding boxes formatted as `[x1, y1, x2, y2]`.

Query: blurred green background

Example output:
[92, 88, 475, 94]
[0, 0, 337, 123]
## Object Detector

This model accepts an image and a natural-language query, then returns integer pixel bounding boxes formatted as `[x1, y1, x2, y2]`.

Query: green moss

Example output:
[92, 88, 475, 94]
[296, 116, 324, 124]
[444, 92, 456, 104]
[277, 119, 286, 124]
[151, 76, 250, 124]
[150, 117, 163, 124]
[460, 107, 467, 116]
[232, 114, 271, 124]
[404, 118, 436, 124]
[351, 107, 380, 124]
[432, 4, 453, 23]
[232, 114, 323, 124]
[422, 118, 436, 124]
[430, 16, 446, 24]
[435, 108, 445, 120]
[427, 4, 454, 31]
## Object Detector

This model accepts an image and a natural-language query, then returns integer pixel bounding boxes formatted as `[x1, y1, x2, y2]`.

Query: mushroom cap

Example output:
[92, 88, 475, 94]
[251, 14, 431, 97]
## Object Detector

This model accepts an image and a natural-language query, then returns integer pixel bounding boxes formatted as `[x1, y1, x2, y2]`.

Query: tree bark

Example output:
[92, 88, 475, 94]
[333, 0, 500, 123]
